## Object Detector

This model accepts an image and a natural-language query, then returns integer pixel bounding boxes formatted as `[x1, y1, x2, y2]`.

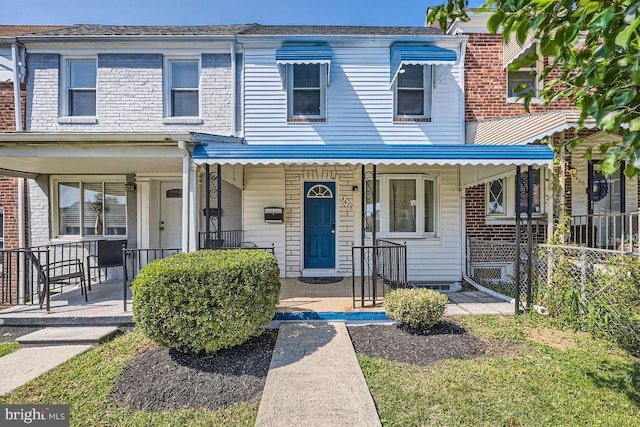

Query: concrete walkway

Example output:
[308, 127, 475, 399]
[0, 326, 119, 395]
[255, 321, 381, 427]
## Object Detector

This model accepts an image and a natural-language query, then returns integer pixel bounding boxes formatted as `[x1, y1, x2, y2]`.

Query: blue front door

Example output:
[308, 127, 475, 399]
[304, 182, 336, 269]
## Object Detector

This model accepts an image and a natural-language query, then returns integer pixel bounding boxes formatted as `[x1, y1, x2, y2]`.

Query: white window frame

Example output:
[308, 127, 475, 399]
[394, 64, 433, 121]
[506, 43, 542, 103]
[286, 63, 327, 120]
[163, 56, 202, 119]
[376, 174, 439, 238]
[51, 176, 127, 239]
[60, 56, 97, 118]
[485, 169, 545, 220]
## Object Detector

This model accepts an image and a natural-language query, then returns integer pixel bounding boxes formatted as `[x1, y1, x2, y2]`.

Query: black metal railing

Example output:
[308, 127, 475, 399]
[351, 239, 408, 308]
[122, 247, 181, 311]
[198, 230, 243, 249]
[1, 240, 100, 312]
[0, 248, 50, 309]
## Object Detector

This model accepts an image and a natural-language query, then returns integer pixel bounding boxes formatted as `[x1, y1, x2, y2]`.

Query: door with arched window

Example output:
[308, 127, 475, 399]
[304, 182, 336, 269]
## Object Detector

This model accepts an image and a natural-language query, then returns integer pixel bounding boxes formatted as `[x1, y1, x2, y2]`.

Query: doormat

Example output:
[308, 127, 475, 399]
[298, 276, 344, 284]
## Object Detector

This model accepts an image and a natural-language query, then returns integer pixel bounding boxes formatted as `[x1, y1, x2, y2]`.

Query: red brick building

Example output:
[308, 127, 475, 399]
[453, 16, 609, 245]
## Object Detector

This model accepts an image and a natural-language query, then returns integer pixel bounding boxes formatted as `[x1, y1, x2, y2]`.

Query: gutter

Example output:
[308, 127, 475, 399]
[230, 42, 237, 136]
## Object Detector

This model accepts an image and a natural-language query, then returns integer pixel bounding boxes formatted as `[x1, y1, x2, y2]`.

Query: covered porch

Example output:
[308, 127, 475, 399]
[0, 275, 514, 325]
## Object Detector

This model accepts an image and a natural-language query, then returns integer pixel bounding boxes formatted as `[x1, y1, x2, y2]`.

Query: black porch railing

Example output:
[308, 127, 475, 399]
[198, 230, 243, 249]
[122, 247, 181, 311]
[351, 239, 408, 308]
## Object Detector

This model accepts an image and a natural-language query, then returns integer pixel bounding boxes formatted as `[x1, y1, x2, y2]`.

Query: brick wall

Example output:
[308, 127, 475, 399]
[465, 185, 548, 243]
[27, 53, 233, 134]
[465, 33, 573, 122]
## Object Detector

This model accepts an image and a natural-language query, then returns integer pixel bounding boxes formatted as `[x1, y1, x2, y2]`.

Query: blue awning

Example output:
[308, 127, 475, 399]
[276, 45, 333, 87]
[390, 45, 458, 85]
[191, 140, 553, 166]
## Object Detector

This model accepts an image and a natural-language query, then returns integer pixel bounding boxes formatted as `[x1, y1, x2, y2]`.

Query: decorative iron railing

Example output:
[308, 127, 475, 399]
[351, 239, 408, 308]
[198, 230, 243, 249]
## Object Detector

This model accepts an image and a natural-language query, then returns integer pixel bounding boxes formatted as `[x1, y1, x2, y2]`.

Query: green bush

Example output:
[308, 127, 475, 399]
[384, 288, 448, 330]
[132, 249, 280, 353]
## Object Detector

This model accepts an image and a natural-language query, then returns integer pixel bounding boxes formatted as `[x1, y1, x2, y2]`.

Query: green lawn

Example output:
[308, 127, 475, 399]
[359, 315, 640, 427]
[0, 331, 257, 427]
[0, 342, 19, 358]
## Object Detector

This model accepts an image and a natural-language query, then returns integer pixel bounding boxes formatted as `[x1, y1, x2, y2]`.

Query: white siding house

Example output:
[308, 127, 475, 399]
[0, 24, 553, 287]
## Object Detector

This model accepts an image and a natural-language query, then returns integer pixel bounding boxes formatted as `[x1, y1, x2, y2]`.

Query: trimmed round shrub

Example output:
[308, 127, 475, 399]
[132, 249, 280, 353]
[384, 288, 447, 330]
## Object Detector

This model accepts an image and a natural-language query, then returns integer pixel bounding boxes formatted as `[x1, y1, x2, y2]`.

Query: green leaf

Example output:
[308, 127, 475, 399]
[590, 7, 616, 30]
[615, 18, 640, 47]
[487, 10, 505, 34]
[629, 117, 640, 131]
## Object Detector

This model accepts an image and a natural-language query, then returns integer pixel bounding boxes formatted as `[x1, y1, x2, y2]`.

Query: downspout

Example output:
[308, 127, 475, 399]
[12, 41, 26, 303]
[230, 41, 237, 137]
[459, 40, 467, 146]
[178, 141, 191, 253]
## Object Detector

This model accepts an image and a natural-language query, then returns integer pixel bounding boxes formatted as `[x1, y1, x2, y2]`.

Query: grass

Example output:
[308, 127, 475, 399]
[359, 315, 640, 427]
[0, 342, 19, 358]
[0, 331, 258, 427]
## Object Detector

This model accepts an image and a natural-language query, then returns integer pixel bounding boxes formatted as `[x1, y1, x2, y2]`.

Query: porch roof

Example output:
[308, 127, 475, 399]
[191, 142, 554, 166]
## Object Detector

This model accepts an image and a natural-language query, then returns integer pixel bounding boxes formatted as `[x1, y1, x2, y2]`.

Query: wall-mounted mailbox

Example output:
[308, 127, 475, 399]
[264, 207, 284, 223]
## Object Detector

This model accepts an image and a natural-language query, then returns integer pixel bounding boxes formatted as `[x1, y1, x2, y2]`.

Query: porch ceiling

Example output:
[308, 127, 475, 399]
[0, 156, 182, 176]
[0, 132, 190, 177]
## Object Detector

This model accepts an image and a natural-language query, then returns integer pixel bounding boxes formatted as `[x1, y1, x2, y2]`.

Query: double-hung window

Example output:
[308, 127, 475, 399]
[486, 169, 544, 218]
[366, 175, 438, 237]
[507, 44, 540, 100]
[165, 58, 200, 117]
[395, 64, 432, 121]
[62, 58, 97, 117]
[287, 63, 326, 121]
[55, 178, 127, 237]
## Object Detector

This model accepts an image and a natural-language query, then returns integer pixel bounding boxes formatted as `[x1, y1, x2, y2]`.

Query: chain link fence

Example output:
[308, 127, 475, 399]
[468, 238, 640, 354]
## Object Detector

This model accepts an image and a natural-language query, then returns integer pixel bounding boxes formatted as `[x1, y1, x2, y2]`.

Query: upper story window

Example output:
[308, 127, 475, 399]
[165, 58, 200, 118]
[365, 174, 438, 237]
[394, 64, 432, 121]
[287, 63, 326, 121]
[507, 44, 541, 100]
[486, 169, 544, 218]
[61, 58, 97, 117]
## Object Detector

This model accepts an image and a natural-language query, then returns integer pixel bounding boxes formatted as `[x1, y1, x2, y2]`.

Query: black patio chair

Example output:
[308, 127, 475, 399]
[86, 239, 127, 290]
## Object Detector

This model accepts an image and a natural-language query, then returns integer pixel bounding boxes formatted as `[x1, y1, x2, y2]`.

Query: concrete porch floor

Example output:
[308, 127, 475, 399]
[0, 277, 514, 326]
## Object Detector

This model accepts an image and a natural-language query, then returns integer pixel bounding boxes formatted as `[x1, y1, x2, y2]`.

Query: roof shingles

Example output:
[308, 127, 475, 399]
[18, 23, 443, 38]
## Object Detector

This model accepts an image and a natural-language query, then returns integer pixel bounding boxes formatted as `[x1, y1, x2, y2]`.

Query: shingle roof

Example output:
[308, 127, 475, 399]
[20, 23, 443, 38]
[0, 25, 67, 37]
[21, 24, 257, 37]
[240, 25, 443, 36]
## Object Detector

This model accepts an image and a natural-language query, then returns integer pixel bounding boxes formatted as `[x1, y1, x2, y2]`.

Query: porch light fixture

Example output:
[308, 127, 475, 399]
[125, 182, 137, 192]
[352, 185, 358, 192]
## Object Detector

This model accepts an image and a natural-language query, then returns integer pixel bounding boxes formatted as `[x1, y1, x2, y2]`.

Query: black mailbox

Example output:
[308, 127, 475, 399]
[202, 208, 220, 217]
[264, 207, 284, 223]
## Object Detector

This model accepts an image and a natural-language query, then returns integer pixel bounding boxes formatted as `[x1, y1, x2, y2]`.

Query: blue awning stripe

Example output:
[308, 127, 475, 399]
[275, 45, 333, 62]
[390, 45, 458, 84]
[275, 45, 333, 88]
[192, 143, 553, 166]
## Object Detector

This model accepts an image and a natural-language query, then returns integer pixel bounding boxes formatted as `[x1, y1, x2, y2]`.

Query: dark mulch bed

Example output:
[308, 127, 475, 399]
[111, 330, 278, 412]
[0, 326, 42, 343]
[348, 320, 500, 366]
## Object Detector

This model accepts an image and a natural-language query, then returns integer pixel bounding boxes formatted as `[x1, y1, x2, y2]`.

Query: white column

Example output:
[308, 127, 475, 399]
[181, 147, 190, 253]
[188, 160, 198, 252]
